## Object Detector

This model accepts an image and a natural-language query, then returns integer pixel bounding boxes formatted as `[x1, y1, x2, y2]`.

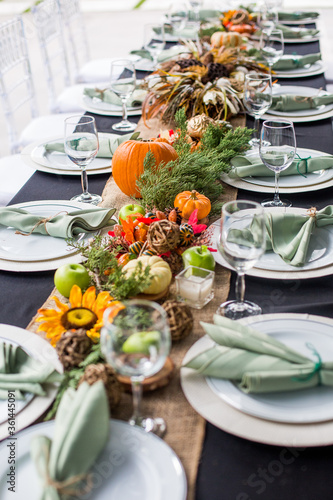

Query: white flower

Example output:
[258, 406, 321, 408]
[216, 78, 231, 88]
[203, 90, 218, 105]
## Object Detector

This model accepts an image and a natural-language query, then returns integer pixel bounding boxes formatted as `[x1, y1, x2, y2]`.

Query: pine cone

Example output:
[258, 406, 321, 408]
[202, 63, 229, 84]
[161, 252, 184, 275]
[56, 329, 93, 371]
[164, 207, 182, 225]
[79, 363, 123, 410]
[162, 300, 193, 341]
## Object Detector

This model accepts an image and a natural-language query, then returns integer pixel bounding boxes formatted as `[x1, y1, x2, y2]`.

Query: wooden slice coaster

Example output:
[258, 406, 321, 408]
[133, 286, 169, 301]
[117, 356, 174, 393]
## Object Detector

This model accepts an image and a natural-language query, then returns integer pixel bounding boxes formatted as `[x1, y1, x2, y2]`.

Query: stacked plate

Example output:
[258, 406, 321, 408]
[181, 313, 333, 447]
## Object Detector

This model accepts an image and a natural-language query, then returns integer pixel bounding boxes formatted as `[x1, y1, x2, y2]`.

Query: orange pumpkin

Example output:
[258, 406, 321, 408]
[174, 190, 211, 219]
[112, 140, 178, 198]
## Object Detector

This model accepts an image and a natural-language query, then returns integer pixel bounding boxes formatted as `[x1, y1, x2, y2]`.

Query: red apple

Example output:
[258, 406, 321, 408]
[54, 263, 90, 298]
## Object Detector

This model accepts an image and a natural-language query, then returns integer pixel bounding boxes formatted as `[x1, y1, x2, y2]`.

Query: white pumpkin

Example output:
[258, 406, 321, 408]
[123, 255, 172, 295]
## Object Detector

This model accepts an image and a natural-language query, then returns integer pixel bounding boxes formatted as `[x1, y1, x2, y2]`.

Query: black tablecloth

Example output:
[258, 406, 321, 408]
[1, 37, 333, 500]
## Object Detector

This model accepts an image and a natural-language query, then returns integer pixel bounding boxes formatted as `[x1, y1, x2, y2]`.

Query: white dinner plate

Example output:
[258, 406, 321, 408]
[221, 147, 333, 193]
[278, 14, 320, 25]
[266, 85, 333, 118]
[0, 200, 98, 262]
[0, 419, 187, 499]
[0, 324, 62, 441]
[273, 59, 326, 78]
[251, 32, 320, 43]
[211, 206, 333, 279]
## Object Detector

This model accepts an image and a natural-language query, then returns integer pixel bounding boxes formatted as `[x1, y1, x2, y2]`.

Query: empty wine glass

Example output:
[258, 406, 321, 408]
[257, 4, 278, 35]
[260, 119, 296, 208]
[244, 72, 272, 148]
[110, 59, 137, 132]
[188, 0, 203, 33]
[217, 200, 266, 319]
[64, 115, 101, 205]
[100, 300, 171, 437]
[260, 28, 284, 75]
[144, 23, 166, 67]
[166, 2, 188, 32]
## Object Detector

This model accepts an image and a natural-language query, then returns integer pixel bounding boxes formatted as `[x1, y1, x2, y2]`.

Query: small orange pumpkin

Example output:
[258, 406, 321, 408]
[112, 140, 178, 198]
[174, 190, 211, 219]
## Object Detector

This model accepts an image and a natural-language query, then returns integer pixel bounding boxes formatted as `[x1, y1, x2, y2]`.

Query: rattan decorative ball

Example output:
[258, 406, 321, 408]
[162, 300, 194, 341]
[147, 220, 180, 254]
[78, 363, 123, 410]
[56, 329, 93, 371]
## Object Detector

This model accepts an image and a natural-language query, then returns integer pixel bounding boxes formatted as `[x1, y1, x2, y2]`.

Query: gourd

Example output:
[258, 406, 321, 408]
[174, 190, 211, 219]
[112, 140, 178, 198]
[123, 256, 172, 295]
[210, 31, 243, 48]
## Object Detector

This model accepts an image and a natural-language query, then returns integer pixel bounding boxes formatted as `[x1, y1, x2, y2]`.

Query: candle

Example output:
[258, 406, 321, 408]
[175, 266, 215, 309]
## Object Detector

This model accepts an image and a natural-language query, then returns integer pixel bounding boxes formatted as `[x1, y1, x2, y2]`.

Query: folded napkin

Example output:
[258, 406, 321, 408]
[272, 52, 321, 71]
[184, 315, 333, 393]
[276, 23, 319, 38]
[277, 11, 319, 21]
[229, 154, 333, 178]
[83, 86, 147, 107]
[130, 44, 190, 63]
[270, 92, 333, 112]
[0, 342, 62, 400]
[229, 205, 333, 266]
[44, 132, 134, 159]
[31, 381, 109, 500]
[0, 207, 116, 239]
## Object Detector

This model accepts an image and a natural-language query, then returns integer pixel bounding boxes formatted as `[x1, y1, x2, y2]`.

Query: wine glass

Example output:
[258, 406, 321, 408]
[64, 115, 101, 205]
[188, 0, 203, 33]
[100, 299, 171, 437]
[260, 28, 284, 75]
[217, 200, 266, 319]
[110, 59, 137, 132]
[166, 2, 189, 32]
[243, 72, 272, 148]
[144, 23, 166, 67]
[259, 119, 296, 208]
[257, 4, 278, 35]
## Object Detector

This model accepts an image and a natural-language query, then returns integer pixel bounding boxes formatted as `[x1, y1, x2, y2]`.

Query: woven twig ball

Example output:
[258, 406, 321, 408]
[162, 300, 193, 341]
[147, 220, 180, 254]
[56, 329, 93, 371]
[78, 363, 123, 410]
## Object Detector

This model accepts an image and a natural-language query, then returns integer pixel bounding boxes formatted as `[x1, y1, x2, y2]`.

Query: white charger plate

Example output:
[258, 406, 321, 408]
[0, 201, 97, 262]
[251, 32, 320, 43]
[211, 207, 333, 280]
[0, 324, 62, 441]
[273, 60, 326, 78]
[0, 419, 187, 499]
[266, 85, 333, 118]
[278, 13, 320, 25]
[181, 313, 333, 446]
[221, 147, 333, 193]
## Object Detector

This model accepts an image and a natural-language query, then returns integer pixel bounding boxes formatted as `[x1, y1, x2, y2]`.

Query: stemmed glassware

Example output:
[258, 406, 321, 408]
[259, 119, 296, 208]
[257, 4, 278, 35]
[260, 28, 284, 75]
[243, 72, 272, 148]
[110, 59, 137, 132]
[217, 200, 266, 319]
[100, 299, 171, 437]
[144, 23, 166, 67]
[166, 2, 188, 32]
[64, 115, 101, 205]
[188, 0, 203, 34]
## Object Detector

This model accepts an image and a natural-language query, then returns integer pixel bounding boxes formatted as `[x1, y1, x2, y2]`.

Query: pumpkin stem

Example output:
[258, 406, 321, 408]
[190, 190, 198, 200]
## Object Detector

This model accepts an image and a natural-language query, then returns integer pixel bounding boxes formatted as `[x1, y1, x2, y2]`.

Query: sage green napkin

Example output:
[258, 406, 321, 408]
[0, 342, 62, 400]
[184, 315, 333, 393]
[130, 44, 190, 63]
[229, 154, 333, 178]
[277, 11, 319, 21]
[276, 23, 319, 38]
[83, 86, 147, 107]
[272, 52, 321, 71]
[31, 381, 110, 500]
[44, 132, 135, 159]
[0, 207, 116, 239]
[270, 93, 333, 112]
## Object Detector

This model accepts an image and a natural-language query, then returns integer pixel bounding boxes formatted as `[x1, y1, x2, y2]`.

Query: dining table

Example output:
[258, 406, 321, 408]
[1, 17, 333, 500]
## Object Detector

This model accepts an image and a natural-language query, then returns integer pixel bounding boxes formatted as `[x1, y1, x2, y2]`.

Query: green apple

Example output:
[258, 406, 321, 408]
[122, 331, 160, 355]
[182, 245, 215, 271]
[118, 204, 145, 223]
[54, 263, 90, 298]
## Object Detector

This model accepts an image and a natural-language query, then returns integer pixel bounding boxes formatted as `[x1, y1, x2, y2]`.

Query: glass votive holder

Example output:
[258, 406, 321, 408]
[175, 266, 215, 309]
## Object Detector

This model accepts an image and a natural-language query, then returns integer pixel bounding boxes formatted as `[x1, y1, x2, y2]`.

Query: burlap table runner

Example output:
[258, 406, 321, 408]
[27, 114, 244, 500]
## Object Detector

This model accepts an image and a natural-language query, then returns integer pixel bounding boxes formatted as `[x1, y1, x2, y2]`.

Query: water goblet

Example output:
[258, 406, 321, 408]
[260, 28, 284, 75]
[188, 0, 203, 34]
[144, 23, 166, 67]
[243, 72, 272, 148]
[260, 119, 296, 208]
[257, 3, 278, 35]
[100, 299, 171, 437]
[64, 115, 101, 205]
[110, 59, 137, 132]
[166, 2, 189, 32]
[217, 200, 266, 319]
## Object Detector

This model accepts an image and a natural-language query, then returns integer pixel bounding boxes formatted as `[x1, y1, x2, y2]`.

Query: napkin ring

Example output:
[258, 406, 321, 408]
[307, 207, 317, 218]
[295, 153, 311, 178]
[292, 342, 322, 383]
[15, 211, 68, 236]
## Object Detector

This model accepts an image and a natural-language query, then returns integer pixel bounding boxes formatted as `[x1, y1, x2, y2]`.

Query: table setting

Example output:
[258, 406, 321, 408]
[2, 3, 333, 500]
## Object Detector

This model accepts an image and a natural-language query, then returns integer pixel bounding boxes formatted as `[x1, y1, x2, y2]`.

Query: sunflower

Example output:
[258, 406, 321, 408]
[36, 285, 115, 347]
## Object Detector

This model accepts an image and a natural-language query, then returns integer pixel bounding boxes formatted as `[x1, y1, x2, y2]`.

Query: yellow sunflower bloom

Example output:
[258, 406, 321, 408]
[36, 284, 114, 347]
